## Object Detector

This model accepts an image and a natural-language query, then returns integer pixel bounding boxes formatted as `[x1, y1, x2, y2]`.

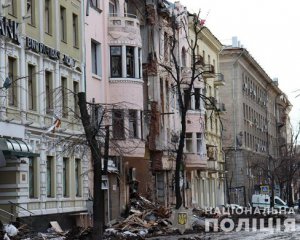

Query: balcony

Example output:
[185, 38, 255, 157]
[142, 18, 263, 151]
[108, 13, 141, 40]
[207, 160, 218, 173]
[202, 64, 215, 78]
[217, 102, 226, 114]
[214, 73, 225, 86]
[185, 153, 207, 170]
[205, 97, 217, 110]
[194, 55, 204, 66]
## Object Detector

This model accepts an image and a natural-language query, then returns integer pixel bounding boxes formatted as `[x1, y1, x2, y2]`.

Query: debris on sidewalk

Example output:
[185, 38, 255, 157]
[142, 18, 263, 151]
[104, 194, 175, 239]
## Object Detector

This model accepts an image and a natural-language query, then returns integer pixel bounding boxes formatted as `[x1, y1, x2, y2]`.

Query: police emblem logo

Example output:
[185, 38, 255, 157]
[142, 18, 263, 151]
[178, 212, 187, 225]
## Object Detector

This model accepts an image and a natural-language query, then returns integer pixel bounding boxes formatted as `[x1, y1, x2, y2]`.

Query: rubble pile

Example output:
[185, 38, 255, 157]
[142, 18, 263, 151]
[105, 195, 175, 239]
[0, 221, 67, 240]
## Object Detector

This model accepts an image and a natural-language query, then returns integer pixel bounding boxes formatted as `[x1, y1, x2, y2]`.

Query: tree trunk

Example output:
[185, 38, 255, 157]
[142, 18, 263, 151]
[78, 92, 104, 240]
[175, 110, 187, 209]
[270, 175, 275, 208]
[103, 125, 110, 175]
[287, 181, 293, 206]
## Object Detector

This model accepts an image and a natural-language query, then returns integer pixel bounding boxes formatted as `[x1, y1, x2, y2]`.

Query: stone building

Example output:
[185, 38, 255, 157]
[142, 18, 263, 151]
[141, 0, 225, 208]
[188, 23, 226, 208]
[0, 0, 87, 229]
[219, 38, 291, 205]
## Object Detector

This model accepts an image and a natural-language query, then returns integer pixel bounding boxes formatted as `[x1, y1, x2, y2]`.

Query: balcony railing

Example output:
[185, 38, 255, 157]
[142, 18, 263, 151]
[214, 73, 225, 86]
[194, 55, 204, 66]
[217, 102, 226, 113]
[205, 96, 217, 110]
[185, 153, 207, 170]
[108, 13, 140, 35]
[207, 160, 218, 173]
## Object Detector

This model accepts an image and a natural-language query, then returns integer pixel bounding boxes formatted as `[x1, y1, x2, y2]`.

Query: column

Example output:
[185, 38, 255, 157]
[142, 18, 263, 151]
[122, 45, 126, 78]
[39, 0, 45, 125]
[20, 0, 27, 122]
[0, 38, 6, 120]
[134, 47, 139, 79]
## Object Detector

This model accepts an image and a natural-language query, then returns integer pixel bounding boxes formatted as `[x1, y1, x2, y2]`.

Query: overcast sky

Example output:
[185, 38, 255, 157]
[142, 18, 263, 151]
[173, 0, 300, 129]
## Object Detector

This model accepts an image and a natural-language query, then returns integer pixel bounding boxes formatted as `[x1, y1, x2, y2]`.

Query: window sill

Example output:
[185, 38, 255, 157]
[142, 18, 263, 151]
[8, 13, 17, 18]
[112, 138, 126, 141]
[45, 32, 53, 37]
[110, 77, 143, 82]
[28, 23, 36, 28]
[73, 45, 79, 49]
[61, 40, 67, 44]
[92, 74, 102, 80]
[128, 137, 140, 140]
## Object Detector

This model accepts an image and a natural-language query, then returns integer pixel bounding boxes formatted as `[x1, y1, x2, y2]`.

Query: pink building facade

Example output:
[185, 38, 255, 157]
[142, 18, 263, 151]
[85, 0, 146, 220]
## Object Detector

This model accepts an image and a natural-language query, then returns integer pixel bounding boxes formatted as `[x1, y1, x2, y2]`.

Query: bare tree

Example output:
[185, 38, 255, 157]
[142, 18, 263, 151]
[251, 124, 300, 207]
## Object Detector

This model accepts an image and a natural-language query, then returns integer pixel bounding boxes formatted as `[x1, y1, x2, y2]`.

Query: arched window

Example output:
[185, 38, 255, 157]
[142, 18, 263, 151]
[181, 47, 186, 67]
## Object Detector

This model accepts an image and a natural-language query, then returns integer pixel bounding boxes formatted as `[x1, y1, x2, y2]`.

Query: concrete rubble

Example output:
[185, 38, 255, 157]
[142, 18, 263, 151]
[0, 201, 293, 240]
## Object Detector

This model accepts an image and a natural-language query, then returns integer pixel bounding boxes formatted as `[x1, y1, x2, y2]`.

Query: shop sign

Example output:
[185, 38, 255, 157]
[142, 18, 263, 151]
[26, 36, 76, 67]
[0, 17, 20, 44]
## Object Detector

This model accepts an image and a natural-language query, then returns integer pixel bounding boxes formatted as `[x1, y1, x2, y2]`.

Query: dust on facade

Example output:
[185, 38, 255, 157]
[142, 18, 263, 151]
[0, 0, 292, 229]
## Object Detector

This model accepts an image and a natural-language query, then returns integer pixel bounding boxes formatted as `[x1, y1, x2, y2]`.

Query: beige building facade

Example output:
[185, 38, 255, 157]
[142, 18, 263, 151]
[0, 0, 87, 228]
[219, 40, 291, 205]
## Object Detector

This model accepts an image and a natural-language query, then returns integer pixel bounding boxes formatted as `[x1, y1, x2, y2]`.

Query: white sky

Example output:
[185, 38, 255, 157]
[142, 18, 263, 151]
[173, 0, 300, 129]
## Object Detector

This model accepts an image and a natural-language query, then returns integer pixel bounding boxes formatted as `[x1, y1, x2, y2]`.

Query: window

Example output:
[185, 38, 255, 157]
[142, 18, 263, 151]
[29, 158, 36, 198]
[60, 6, 67, 42]
[129, 110, 138, 138]
[27, 0, 35, 26]
[194, 88, 201, 110]
[47, 156, 54, 197]
[8, 57, 18, 107]
[126, 46, 135, 78]
[8, 0, 17, 16]
[28, 64, 37, 111]
[61, 77, 68, 117]
[109, 0, 117, 16]
[164, 32, 168, 62]
[73, 81, 79, 115]
[45, 71, 53, 114]
[138, 48, 141, 79]
[75, 158, 81, 197]
[91, 0, 100, 9]
[91, 41, 101, 76]
[185, 133, 193, 153]
[63, 158, 69, 197]
[110, 46, 122, 77]
[196, 133, 202, 154]
[181, 47, 186, 67]
[72, 14, 79, 47]
[160, 79, 165, 116]
[184, 89, 191, 110]
[45, 0, 51, 34]
[112, 109, 125, 139]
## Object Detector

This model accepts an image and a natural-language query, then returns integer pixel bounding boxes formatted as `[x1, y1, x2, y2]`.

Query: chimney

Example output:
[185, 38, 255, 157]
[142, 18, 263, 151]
[272, 78, 278, 86]
[232, 36, 238, 47]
